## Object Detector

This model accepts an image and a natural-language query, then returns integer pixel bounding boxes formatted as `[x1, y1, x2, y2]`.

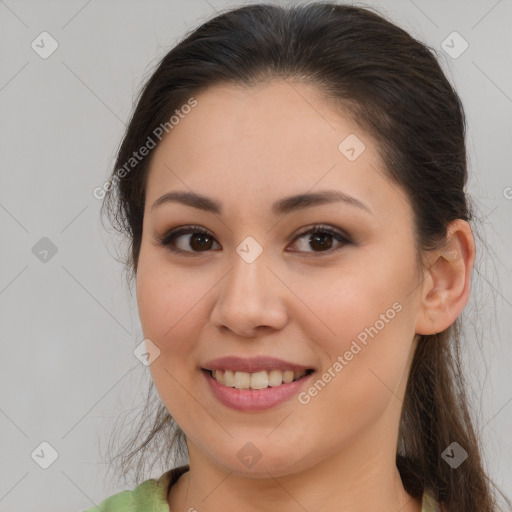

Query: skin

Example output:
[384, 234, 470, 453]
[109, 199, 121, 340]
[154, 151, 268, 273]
[135, 79, 475, 512]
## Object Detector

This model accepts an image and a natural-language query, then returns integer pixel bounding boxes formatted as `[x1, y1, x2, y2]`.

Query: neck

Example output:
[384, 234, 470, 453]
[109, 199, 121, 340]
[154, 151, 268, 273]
[168, 427, 422, 512]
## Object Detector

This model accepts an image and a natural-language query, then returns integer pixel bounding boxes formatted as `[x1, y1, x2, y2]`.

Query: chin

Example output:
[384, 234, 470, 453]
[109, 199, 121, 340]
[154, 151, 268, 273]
[208, 447, 311, 479]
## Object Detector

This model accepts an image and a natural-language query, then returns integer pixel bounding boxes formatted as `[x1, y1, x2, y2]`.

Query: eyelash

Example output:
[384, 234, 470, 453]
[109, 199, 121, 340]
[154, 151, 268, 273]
[155, 224, 352, 256]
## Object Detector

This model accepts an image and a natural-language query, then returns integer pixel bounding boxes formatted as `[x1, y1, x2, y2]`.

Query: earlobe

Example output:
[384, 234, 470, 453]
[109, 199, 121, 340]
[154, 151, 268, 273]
[415, 219, 476, 336]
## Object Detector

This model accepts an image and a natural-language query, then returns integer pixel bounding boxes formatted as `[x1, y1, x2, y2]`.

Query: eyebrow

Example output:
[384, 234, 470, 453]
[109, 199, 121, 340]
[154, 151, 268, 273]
[151, 190, 373, 216]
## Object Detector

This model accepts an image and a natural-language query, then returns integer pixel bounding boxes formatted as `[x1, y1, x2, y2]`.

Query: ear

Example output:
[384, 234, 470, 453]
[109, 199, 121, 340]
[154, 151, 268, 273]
[415, 219, 476, 335]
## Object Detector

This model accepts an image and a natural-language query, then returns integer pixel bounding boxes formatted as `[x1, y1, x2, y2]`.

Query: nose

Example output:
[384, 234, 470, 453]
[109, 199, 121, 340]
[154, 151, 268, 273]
[209, 251, 289, 338]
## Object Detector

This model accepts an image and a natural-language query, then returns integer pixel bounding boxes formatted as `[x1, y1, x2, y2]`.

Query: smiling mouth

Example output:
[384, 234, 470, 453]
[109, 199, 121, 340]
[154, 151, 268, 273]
[202, 368, 315, 390]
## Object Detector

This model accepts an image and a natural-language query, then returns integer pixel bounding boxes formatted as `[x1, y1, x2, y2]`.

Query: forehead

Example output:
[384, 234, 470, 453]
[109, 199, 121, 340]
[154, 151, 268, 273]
[144, 80, 410, 223]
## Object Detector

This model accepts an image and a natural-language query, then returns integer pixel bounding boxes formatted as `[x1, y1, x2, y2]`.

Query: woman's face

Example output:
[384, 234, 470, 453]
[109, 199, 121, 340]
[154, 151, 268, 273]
[136, 80, 426, 477]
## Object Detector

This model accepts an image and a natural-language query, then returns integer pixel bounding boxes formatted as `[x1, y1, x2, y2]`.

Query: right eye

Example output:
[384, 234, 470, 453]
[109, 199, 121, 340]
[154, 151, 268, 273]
[156, 225, 221, 255]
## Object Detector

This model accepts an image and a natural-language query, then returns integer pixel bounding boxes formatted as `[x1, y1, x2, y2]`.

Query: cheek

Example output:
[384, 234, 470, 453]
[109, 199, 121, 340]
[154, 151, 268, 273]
[136, 252, 207, 349]
[303, 258, 415, 357]
[300, 304, 414, 450]
[301, 249, 418, 419]
[135, 259, 211, 424]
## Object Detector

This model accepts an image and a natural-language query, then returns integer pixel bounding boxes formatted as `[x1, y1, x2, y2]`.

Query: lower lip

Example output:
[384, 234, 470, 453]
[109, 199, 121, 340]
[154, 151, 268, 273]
[202, 369, 315, 411]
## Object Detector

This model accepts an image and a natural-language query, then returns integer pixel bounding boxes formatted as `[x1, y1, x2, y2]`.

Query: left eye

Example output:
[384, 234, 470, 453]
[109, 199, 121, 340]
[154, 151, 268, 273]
[157, 224, 351, 255]
[290, 225, 350, 254]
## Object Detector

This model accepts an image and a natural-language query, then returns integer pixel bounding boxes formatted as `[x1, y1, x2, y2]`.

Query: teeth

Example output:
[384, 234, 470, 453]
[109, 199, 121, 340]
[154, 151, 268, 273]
[234, 371, 250, 389]
[209, 369, 308, 389]
[223, 370, 234, 387]
[250, 371, 268, 390]
[268, 369, 283, 387]
[282, 370, 294, 383]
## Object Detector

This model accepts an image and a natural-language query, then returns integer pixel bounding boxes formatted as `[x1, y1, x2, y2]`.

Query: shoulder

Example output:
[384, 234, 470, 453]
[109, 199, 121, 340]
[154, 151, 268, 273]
[82, 477, 165, 512]
[82, 465, 190, 512]
[421, 487, 450, 512]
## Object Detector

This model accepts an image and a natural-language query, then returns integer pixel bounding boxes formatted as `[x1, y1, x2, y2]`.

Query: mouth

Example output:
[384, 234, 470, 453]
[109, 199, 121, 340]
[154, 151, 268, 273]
[201, 368, 315, 390]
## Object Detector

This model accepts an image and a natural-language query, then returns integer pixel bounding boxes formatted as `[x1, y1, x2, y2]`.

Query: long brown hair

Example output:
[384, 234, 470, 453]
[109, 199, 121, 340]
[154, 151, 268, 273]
[100, 3, 511, 510]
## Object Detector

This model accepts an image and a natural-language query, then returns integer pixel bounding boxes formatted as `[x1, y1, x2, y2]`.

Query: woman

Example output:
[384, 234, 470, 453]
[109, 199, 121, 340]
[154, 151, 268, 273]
[85, 2, 511, 511]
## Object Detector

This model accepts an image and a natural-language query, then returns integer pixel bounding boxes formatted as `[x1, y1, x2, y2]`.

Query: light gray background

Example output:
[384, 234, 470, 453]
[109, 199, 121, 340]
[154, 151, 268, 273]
[1, 0, 511, 511]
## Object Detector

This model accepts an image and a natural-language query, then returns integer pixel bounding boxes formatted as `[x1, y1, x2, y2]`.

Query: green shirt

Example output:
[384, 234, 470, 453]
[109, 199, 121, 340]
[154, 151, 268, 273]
[83, 464, 442, 511]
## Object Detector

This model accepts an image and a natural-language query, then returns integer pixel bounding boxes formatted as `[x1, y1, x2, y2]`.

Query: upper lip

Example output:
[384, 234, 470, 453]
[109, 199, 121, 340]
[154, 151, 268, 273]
[202, 356, 314, 373]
